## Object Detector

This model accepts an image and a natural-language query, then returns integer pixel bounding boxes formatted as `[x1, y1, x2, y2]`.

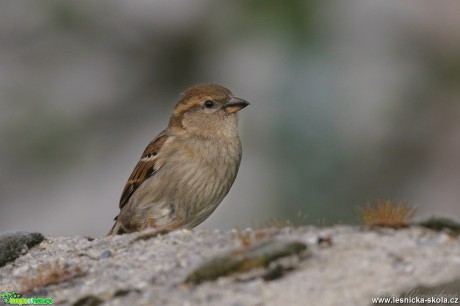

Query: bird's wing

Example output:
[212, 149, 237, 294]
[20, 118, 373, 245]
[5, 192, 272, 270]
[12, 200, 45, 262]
[119, 130, 169, 210]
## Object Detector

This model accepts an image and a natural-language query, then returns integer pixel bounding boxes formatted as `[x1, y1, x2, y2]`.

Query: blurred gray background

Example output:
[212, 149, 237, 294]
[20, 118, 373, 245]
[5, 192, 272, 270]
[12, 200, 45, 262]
[1, 0, 460, 236]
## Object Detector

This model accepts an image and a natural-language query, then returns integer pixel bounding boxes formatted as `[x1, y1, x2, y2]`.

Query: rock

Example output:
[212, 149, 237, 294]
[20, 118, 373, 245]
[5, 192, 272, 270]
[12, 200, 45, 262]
[0, 226, 459, 306]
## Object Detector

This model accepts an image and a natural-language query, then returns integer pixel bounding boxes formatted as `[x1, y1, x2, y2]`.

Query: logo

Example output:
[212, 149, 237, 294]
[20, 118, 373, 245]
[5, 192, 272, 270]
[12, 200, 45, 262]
[1, 292, 53, 305]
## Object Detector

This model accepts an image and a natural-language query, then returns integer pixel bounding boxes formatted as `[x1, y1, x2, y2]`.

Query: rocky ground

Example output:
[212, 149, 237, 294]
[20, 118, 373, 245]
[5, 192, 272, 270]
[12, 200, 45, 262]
[0, 225, 459, 306]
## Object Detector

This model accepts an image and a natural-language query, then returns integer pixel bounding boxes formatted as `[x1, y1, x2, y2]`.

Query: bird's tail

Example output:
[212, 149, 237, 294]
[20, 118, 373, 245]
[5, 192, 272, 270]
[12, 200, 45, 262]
[107, 217, 125, 236]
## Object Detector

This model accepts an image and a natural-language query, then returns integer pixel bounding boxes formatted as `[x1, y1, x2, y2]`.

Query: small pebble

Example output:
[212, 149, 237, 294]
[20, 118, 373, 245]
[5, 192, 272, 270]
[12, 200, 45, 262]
[99, 250, 112, 259]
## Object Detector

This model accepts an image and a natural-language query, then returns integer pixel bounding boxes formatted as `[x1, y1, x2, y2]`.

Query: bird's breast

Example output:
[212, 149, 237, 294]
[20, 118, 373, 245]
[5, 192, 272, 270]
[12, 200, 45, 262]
[160, 134, 242, 214]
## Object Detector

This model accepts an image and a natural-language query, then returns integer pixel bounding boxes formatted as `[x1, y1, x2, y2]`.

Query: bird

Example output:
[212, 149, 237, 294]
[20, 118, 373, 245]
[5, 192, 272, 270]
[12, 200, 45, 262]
[107, 83, 249, 235]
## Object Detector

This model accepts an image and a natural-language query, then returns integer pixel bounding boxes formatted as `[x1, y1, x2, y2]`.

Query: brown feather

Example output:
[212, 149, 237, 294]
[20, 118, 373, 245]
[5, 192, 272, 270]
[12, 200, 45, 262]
[119, 132, 168, 210]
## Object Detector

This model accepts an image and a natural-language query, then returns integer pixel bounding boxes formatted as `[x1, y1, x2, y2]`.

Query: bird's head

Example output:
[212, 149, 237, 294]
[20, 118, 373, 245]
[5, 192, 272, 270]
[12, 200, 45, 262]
[168, 83, 249, 137]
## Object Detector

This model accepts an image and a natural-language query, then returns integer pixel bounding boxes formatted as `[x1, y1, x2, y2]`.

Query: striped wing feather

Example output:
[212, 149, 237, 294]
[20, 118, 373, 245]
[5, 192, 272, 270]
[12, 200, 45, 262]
[119, 131, 168, 210]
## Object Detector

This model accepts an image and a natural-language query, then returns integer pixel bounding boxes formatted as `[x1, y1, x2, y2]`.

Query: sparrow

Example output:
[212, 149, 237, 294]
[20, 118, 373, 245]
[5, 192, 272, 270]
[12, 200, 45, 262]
[108, 83, 249, 235]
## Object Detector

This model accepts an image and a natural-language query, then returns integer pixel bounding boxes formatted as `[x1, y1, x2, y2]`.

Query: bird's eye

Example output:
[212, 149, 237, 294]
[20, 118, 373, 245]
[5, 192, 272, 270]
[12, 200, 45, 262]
[204, 100, 214, 108]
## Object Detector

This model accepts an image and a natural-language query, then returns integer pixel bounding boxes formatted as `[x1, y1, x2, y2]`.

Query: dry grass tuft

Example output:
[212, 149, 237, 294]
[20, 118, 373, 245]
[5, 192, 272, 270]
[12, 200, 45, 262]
[234, 228, 280, 248]
[257, 212, 309, 230]
[234, 212, 309, 248]
[258, 218, 293, 229]
[19, 260, 85, 293]
[360, 200, 416, 228]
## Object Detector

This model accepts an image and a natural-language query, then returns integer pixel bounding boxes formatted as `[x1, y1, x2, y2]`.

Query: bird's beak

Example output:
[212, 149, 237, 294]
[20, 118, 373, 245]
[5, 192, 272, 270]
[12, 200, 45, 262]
[223, 97, 250, 113]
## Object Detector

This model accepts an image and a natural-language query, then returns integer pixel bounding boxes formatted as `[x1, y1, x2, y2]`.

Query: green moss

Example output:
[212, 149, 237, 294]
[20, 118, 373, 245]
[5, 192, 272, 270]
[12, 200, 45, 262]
[185, 240, 307, 285]
[418, 217, 460, 236]
[0, 232, 44, 267]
